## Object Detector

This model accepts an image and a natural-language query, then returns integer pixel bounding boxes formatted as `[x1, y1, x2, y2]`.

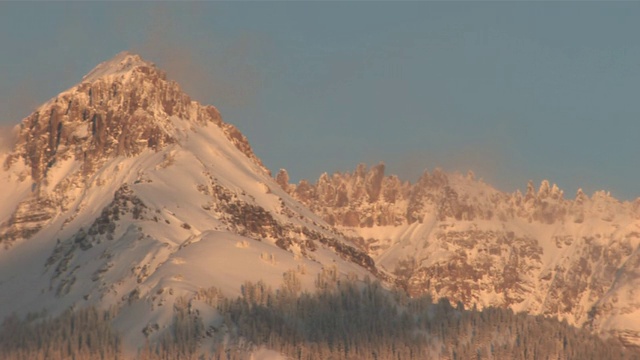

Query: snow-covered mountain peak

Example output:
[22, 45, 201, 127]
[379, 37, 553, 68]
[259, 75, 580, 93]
[3, 51, 268, 186]
[81, 51, 153, 84]
[0, 54, 387, 354]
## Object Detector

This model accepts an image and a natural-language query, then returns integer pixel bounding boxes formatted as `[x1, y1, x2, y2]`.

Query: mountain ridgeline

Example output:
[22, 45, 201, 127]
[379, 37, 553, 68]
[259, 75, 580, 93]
[277, 163, 631, 227]
[0, 52, 638, 358]
[279, 163, 640, 348]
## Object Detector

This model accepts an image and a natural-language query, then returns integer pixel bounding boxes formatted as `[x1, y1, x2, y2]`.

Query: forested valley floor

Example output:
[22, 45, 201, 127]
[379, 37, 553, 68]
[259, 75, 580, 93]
[1, 273, 638, 360]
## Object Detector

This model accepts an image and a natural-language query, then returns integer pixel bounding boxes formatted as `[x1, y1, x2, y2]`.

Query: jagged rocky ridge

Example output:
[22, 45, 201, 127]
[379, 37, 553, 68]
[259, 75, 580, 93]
[279, 163, 640, 347]
[277, 163, 625, 228]
[5, 52, 265, 183]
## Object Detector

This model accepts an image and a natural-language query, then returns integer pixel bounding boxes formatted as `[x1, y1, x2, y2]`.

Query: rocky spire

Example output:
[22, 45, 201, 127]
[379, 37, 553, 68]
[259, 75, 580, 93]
[3, 51, 267, 183]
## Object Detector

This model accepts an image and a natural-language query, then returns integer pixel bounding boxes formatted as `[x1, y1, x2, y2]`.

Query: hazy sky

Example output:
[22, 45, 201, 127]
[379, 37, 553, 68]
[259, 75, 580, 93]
[1, 2, 639, 200]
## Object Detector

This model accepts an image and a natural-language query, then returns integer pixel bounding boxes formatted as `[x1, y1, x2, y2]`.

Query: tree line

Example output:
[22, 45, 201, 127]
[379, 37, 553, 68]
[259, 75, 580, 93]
[2, 270, 638, 359]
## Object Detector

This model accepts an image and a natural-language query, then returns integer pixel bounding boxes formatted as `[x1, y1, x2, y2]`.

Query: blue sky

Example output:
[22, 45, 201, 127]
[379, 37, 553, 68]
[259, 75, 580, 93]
[1, 2, 639, 200]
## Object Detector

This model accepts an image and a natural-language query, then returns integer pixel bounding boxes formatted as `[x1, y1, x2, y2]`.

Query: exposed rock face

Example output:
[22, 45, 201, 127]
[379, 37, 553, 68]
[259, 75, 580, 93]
[285, 163, 582, 228]
[0, 52, 266, 247]
[282, 163, 640, 347]
[285, 163, 411, 228]
[0, 196, 57, 249]
[4, 52, 266, 185]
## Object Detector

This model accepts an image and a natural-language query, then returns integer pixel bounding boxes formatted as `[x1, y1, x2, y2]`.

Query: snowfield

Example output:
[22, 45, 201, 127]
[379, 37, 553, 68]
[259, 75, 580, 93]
[0, 52, 639, 357]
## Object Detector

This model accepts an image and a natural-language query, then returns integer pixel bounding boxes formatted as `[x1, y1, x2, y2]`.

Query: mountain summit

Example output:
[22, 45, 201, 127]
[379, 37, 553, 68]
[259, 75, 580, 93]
[0, 52, 380, 353]
[81, 51, 151, 83]
[4, 51, 265, 188]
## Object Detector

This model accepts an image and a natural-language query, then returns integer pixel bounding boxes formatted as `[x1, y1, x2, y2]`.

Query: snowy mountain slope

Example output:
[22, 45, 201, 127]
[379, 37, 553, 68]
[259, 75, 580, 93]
[0, 52, 380, 354]
[1, 51, 639, 357]
[282, 163, 640, 347]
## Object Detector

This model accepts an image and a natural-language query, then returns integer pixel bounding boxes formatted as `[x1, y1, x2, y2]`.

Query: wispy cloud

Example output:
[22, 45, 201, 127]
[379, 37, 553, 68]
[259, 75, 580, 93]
[0, 124, 18, 153]
[127, 3, 263, 110]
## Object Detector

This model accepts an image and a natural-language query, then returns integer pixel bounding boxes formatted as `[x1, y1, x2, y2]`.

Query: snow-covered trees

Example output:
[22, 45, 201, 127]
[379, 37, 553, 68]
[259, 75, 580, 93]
[216, 278, 637, 360]
[0, 307, 120, 360]
[2, 279, 637, 359]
